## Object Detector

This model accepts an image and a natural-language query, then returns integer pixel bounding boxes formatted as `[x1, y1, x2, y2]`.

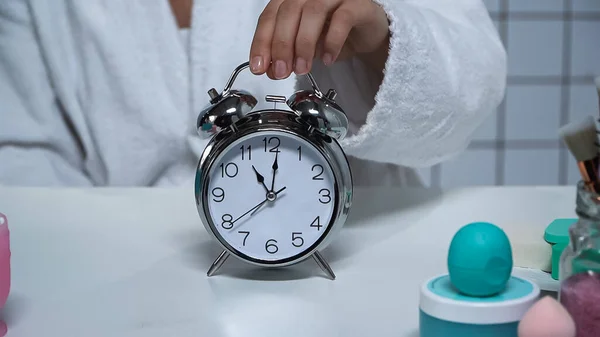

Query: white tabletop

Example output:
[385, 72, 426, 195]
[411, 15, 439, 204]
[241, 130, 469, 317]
[0, 186, 576, 337]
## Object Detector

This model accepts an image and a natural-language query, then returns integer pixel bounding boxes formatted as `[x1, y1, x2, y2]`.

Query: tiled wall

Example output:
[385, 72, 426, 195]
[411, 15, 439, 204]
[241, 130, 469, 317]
[418, 0, 600, 187]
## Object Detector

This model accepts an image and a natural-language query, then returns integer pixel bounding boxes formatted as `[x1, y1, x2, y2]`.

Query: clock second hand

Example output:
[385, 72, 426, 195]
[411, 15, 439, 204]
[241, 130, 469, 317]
[230, 186, 287, 228]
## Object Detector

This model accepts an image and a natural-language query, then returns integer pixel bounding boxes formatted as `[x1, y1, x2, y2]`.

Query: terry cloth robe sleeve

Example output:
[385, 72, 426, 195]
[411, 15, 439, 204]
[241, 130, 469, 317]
[0, 0, 92, 186]
[301, 0, 506, 168]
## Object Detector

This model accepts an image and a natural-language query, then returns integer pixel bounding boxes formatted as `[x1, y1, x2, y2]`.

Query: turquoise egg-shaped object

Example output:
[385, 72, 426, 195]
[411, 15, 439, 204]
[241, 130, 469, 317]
[447, 222, 513, 297]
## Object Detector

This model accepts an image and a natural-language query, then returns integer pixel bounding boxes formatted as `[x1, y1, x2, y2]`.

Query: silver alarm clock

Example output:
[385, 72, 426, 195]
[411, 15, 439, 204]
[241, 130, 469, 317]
[194, 61, 353, 280]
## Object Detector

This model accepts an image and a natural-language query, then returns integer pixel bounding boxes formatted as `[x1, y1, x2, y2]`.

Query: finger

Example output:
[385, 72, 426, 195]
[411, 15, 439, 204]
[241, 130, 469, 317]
[295, 0, 342, 74]
[266, 66, 275, 79]
[249, 0, 286, 75]
[314, 33, 326, 60]
[335, 44, 354, 61]
[269, 0, 306, 80]
[323, 2, 366, 65]
[316, 33, 353, 63]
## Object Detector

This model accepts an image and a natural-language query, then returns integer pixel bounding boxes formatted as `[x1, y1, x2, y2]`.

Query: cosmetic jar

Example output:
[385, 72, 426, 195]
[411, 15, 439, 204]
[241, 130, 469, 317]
[419, 274, 540, 337]
[558, 181, 600, 337]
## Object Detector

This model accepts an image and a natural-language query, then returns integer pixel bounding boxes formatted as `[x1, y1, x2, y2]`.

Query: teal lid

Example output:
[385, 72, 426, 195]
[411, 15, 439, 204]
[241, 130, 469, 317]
[427, 275, 535, 303]
[544, 218, 576, 244]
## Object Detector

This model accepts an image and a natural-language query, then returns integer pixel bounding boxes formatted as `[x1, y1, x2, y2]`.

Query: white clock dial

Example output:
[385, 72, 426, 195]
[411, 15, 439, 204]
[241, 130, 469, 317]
[206, 130, 336, 263]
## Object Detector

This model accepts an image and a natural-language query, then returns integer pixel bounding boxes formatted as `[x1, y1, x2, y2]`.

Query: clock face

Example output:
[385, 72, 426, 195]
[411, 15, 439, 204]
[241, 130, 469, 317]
[205, 130, 337, 264]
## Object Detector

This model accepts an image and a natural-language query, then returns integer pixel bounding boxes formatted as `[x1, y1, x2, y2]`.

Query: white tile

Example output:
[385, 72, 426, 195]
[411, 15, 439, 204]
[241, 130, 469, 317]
[571, 21, 600, 77]
[493, 19, 501, 32]
[572, 0, 600, 12]
[568, 84, 600, 125]
[505, 85, 562, 140]
[440, 149, 496, 187]
[509, 0, 564, 11]
[483, 0, 500, 12]
[507, 21, 564, 76]
[504, 149, 560, 185]
[472, 107, 499, 140]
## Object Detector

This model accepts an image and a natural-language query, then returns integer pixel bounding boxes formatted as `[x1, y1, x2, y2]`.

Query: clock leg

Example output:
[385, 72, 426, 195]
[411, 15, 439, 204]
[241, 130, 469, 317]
[312, 251, 336, 280]
[207, 250, 230, 277]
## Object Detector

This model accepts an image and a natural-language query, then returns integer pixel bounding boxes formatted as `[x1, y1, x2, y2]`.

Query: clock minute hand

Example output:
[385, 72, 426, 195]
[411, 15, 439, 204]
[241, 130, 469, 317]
[270, 152, 278, 191]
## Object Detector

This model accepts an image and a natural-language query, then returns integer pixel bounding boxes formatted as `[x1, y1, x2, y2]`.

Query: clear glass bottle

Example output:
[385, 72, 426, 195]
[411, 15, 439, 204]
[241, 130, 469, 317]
[558, 181, 600, 337]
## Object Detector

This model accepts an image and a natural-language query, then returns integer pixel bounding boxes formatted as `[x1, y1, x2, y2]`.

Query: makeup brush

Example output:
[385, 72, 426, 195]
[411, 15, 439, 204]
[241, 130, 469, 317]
[559, 115, 600, 193]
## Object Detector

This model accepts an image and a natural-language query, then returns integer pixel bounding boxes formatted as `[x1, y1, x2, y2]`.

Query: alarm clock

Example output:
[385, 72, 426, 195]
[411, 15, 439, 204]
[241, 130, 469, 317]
[194, 61, 353, 280]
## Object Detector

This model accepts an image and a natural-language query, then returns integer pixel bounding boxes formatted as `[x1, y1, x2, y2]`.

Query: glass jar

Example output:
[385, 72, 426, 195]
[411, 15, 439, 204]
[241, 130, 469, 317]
[558, 181, 600, 337]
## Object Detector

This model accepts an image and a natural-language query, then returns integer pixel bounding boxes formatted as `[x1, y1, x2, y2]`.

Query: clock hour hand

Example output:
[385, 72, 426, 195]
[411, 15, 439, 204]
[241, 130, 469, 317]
[252, 165, 269, 193]
[270, 152, 278, 191]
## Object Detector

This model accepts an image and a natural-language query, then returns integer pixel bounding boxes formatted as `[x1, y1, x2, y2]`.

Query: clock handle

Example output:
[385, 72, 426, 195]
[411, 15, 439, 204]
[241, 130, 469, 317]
[220, 62, 251, 98]
[219, 61, 324, 99]
[199, 61, 348, 140]
[220, 61, 348, 141]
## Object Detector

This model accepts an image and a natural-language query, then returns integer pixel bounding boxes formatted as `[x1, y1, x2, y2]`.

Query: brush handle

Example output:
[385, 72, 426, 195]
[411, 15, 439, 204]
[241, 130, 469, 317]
[579, 160, 600, 193]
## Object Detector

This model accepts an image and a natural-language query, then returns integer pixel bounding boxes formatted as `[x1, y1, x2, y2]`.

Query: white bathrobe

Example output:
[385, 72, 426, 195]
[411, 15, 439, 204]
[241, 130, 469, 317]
[0, 0, 506, 187]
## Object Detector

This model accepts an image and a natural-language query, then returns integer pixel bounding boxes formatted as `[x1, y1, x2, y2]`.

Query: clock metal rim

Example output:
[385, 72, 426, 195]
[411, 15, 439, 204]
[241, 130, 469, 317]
[195, 109, 353, 268]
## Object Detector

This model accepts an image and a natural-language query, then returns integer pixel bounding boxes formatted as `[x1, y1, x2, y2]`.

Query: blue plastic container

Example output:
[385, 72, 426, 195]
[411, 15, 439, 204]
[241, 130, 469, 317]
[419, 274, 539, 337]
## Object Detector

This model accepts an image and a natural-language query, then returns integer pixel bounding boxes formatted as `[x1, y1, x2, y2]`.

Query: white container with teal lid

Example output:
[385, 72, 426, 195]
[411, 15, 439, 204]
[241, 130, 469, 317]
[419, 222, 540, 337]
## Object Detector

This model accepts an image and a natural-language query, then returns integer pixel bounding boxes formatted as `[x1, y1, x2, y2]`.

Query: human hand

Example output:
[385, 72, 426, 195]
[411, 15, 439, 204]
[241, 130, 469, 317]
[249, 0, 390, 79]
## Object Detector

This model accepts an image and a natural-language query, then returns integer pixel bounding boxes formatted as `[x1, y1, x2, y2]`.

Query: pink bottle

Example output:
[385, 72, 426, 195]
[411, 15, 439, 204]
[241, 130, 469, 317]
[0, 213, 10, 336]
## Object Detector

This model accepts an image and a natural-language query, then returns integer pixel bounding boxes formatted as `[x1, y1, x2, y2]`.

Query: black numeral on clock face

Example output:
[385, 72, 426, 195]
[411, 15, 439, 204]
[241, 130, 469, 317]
[219, 163, 238, 178]
[262, 137, 280, 153]
[292, 232, 304, 247]
[240, 145, 252, 160]
[265, 239, 278, 254]
[238, 231, 250, 246]
[310, 216, 322, 231]
[211, 187, 225, 202]
[318, 188, 331, 204]
[312, 164, 324, 180]
[221, 214, 233, 229]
